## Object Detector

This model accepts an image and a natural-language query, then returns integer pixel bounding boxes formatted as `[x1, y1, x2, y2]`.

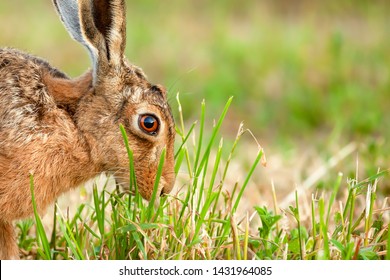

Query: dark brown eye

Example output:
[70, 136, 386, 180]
[139, 114, 159, 135]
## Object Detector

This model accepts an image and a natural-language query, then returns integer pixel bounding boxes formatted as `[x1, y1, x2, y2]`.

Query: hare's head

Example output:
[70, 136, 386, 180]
[54, 0, 175, 200]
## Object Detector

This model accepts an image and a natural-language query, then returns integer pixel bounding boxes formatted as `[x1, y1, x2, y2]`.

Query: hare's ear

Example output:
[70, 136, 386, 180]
[53, 0, 126, 83]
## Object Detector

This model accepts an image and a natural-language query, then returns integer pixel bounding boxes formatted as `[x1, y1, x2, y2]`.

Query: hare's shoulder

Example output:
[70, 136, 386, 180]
[0, 47, 69, 107]
[0, 48, 75, 144]
[0, 48, 67, 86]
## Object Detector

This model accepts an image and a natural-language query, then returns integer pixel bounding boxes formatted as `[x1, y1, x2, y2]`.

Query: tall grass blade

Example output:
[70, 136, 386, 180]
[146, 148, 166, 221]
[231, 215, 241, 260]
[119, 124, 138, 197]
[174, 122, 196, 159]
[193, 100, 205, 172]
[319, 197, 329, 259]
[29, 174, 51, 260]
[196, 96, 233, 178]
[295, 191, 304, 260]
[232, 148, 264, 214]
[50, 200, 58, 250]
[92, 184, 105, 240]
[353, 169, 389, 190]
[56, 211, 84, 260]
[221, 123, 244, 183]
[176, 92, 193, 176]
[243, 213, 249, 260]
[193, 192, 218, 240]
[346, 188, 357, 244]
[326, 172, 343, 227]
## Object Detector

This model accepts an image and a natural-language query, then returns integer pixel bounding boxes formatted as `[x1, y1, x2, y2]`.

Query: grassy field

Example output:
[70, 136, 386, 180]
[0, 0, 389, 259]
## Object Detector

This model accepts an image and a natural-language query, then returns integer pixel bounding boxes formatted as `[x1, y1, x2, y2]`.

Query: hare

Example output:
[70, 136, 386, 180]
[0, 0, 176, 259]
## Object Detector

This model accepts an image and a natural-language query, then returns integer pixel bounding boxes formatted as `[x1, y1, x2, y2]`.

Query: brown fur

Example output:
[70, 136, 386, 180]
[0, 221, 18, 259]
[43, 70, 92, 110]
[0, 0, 175, 259]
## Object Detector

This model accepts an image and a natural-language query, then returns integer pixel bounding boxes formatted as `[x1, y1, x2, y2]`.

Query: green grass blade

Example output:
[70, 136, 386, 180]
[193, 192, 218, 240]
[353, 169, 389, 190]
[319, 197, 329, 259]
[83, 223, 100, 240]
[119, 124, 138, 197]
[193, 99, 205, 172]
[232, 148, 264, 214]
[174, 147, 185, 175]
[196, 96, 233, 178]
[221, 123, 244, 183]
[231, 215, 241, 260]
[311, 195, 317, 255]
[346, 188, 357, 244]
[131, 231, 147, 259]
[176, 92, 193, 176]
[326, 172, 343, 228]
[49, 200, 58, 250]
[56, 213, 84, 260]
[364, 183, 375, 247]
[92, 184, 105, 240]
[195, 144, 212, 215]
[146, 148, 166, 221]
[29, 174, 51, 260]
[295, 191, 304, 260]
[174, 121, 196, 159]
[243, 213, 249, 260]
[207, 138, 223, 199]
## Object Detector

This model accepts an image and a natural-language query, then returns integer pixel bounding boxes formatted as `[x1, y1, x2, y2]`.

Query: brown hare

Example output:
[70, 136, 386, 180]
[0, 0, 176, 259]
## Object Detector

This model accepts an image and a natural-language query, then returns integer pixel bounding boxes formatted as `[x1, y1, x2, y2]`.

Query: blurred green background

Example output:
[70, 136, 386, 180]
[1, 0, 389, 189]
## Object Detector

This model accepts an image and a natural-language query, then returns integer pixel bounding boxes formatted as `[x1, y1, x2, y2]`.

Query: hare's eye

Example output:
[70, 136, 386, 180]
[138, 114, 159, 135]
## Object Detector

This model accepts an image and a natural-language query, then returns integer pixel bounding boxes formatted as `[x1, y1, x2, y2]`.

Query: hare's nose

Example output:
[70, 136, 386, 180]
[160, 180, 174, 197]
[160, 186, 168, 197]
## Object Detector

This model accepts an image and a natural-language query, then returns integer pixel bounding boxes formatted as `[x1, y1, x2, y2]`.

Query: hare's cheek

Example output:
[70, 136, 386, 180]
[148, 146, 161, 163]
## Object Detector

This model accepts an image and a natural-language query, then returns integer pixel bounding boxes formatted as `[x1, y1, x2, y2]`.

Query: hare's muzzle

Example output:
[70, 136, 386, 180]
[160, 177, 175, 197]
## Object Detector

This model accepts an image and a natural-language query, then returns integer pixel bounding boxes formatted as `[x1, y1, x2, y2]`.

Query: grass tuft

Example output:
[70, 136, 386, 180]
[21, 97, 389, 260]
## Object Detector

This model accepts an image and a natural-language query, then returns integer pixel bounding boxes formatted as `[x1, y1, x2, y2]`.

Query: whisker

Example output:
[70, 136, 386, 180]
[166, 67, 198, 95]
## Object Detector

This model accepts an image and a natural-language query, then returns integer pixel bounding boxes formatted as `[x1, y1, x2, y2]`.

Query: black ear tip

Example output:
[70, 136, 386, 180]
[150, 84, 167, 99]
[52, 0, 59, 12]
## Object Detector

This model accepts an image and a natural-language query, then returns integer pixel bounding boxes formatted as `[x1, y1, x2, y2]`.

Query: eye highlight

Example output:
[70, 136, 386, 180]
[138, 114, 159, 135]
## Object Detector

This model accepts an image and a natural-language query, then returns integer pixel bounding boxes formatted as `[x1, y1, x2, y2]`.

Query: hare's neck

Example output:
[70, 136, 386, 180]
[11, 129, 102, 220]
[65, 133, 102, 186]
[39, 131, 102, 193]
[41, 70, 99, 187]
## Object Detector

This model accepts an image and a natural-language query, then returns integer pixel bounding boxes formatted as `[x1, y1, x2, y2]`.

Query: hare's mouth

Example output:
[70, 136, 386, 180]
[113, 175, 168, 202]
[113, 177, 131, 191]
